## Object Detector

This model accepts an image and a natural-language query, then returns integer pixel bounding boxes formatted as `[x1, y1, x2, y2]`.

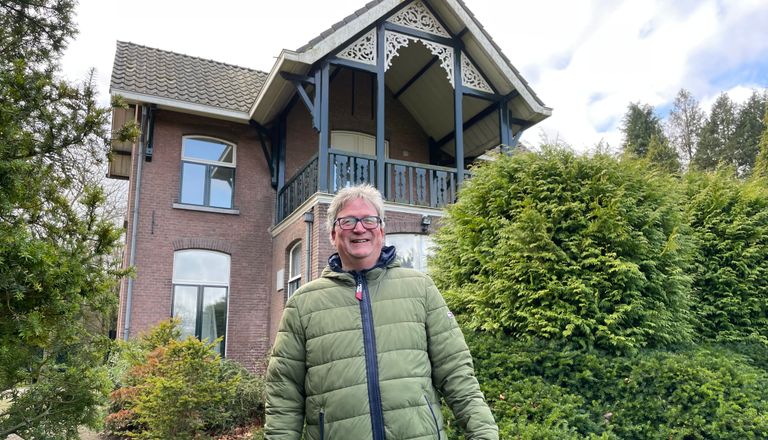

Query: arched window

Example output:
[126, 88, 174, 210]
[287, 242, 302, 298]
[386, 234, 434, 272]
[180, 136, 236, 208]
[172, 250, 230, 355]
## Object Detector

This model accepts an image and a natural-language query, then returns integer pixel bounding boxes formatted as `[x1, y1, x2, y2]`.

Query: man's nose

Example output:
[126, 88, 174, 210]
[352, 220, 367, 232]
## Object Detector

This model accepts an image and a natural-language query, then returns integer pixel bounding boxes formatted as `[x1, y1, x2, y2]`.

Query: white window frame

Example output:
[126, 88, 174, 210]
[287, 242, 302, 299]
[171, 250, 230, 356]
[179, 136, 237, 209]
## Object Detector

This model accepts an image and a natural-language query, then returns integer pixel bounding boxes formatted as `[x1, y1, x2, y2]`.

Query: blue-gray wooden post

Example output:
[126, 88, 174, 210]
[375, 24, 386, 193]
[318, 62, 330, 192]
[499, 100, 511, 151]
[453, 47, 464, 186]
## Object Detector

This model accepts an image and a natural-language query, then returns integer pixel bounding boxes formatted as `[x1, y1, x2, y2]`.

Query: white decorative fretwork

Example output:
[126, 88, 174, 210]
[461, 52, 493, 93]
[337, 29, 377, 65]
[423, 40, 454, 87]
[385, 31, 412, 70]
[385, 31, 455, 87]
[386, 0, 450, 38]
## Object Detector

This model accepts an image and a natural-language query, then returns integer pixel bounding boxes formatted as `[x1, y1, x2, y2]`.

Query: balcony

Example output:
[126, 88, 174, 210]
[276, 150, 469, 223]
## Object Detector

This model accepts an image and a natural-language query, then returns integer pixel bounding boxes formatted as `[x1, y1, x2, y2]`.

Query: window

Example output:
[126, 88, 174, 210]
[331, 130, 389, 157]
[180, 137, 235, 209]
[172, 250, 230, 355]
[386, 233, 435, 272]
[287, 242, 302, 298]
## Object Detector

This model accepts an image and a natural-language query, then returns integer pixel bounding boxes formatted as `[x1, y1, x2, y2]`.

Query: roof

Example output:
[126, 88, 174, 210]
[295, 0, 548, 109]
[110, 41, 268, 116]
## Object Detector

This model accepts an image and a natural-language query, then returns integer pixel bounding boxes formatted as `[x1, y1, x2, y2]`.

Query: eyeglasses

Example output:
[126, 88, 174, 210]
[334, 216, 382, 230]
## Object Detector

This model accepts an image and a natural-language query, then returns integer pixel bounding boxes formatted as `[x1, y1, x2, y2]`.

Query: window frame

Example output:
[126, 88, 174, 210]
[287, 241, 302, 299]
[171, 250, 230, 356]
[179, 136, 237, 209]
[386, 233, 435, 272]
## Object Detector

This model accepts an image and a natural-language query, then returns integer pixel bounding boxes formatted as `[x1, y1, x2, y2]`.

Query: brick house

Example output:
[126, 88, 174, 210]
[108, 0, 550, 370]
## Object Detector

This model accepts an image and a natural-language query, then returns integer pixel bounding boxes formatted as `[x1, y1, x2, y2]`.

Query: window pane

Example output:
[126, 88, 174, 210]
[173, 286, 198, 340]
[209, 166, 234, 208]
[289, 243, 302, 278]
[183, 138, 234, 163]
[180, 162, 206, 205]
[288, 279, 300, 297]
[202, 287, 227, 355]
[173, 250, 230, 284]
[386, 234, 435, 272]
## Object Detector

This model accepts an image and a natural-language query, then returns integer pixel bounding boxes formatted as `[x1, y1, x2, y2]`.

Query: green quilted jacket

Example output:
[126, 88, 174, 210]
[265, 246, 498, 440]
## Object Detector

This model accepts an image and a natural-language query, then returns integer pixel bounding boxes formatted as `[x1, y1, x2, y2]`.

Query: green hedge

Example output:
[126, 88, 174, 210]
[447, 331, 768, 439]
[432, 148, 693, 354]
[684, 170, 768, 343]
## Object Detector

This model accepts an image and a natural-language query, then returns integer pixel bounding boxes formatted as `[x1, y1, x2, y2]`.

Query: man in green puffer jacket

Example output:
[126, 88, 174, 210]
[265, 184, 498, 440]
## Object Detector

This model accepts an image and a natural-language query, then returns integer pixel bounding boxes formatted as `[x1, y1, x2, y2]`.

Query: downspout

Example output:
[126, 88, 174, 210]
[303, 210, 314, 282]
[123, 103, 149, 340]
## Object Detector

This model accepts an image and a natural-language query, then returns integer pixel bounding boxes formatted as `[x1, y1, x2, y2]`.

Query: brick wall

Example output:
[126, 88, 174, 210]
[120, 110, 274, 371]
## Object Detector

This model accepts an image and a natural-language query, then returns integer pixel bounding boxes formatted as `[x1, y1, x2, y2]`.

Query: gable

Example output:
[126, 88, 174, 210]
[251, 0, 550, 126]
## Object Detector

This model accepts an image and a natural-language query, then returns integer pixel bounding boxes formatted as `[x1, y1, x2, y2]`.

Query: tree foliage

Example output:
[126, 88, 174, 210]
[731, 90, 768, 176]
[0, 0, 124, 437]
[693, 93, 737, 171]
[431, 148, 693, 354]
[684, 170, 768, 343]
[620, 102, 666, 158]
[754, 107, 768, 179]
[666, 88, 704, 167]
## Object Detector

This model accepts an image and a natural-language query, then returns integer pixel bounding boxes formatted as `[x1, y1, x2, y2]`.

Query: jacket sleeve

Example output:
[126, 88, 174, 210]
[424, 277, 499, 440]
[265, 300, 306, 439]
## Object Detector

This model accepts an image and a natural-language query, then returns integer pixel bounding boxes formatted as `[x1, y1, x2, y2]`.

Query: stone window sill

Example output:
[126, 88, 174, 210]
[173, 203, 240, 215]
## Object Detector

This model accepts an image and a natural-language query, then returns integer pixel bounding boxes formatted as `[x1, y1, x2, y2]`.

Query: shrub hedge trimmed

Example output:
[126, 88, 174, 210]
[431, 147, 768, 437]
[432, 148, 693, 354]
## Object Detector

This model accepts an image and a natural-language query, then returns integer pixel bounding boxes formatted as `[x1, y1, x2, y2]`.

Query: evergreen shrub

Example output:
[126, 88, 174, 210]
[447, 330, 768, 439]
[105, 320, 266, 439]
[432, 148, 693, 354]
[684, 170, 768, 343]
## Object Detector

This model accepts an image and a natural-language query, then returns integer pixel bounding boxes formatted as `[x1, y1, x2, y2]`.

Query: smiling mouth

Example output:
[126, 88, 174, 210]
[351, 239, 369, 243]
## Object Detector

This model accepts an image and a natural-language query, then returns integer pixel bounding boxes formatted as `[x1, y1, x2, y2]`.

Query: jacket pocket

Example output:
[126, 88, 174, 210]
[319, 409, 325, 440]
[423, 395, 440, 440]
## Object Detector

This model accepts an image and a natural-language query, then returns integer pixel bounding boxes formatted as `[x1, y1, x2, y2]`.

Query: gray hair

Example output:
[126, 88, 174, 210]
[326, 184, 385, 237]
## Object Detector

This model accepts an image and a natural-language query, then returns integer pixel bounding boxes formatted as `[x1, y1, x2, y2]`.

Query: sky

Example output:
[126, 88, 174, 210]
[61, 0, 768, 152]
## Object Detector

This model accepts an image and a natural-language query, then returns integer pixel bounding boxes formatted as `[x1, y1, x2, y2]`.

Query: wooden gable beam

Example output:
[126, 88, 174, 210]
[393, 56, 439, 99]
[435, 101, 498, 148]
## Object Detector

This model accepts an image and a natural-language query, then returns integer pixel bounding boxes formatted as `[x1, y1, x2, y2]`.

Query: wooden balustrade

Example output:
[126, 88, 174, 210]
[276, 151, 467, 223]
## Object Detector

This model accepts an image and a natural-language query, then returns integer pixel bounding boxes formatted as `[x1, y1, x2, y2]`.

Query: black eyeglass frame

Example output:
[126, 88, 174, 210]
[334, 215, 383, 230]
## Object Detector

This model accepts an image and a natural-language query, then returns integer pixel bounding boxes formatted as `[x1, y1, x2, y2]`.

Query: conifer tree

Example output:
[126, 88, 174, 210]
[731, 90, 767, 176]
[693, 93, 737, 171]
[0, 1, 123, 437]
[621, 102, 666, 157]
[754, 108, 768, 179]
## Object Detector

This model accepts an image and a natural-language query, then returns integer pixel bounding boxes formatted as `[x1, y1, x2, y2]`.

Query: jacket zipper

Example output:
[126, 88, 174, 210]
[423, 395, 440, 440]
[356, 272, 385, 440]
[319, 409, 325, 440]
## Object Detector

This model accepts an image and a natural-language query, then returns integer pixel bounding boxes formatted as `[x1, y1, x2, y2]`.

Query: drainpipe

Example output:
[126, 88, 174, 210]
[303, 210, 314, 282]
[123, 103, 149, 340]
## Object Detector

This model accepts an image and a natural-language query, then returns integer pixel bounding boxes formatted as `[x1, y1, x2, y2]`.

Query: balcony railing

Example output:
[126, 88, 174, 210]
[276, 150, 468, 223]
[276, 155, 318, 223]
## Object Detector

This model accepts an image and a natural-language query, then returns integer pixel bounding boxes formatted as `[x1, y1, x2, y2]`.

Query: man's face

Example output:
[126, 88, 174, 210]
[330, 198, 385, 271]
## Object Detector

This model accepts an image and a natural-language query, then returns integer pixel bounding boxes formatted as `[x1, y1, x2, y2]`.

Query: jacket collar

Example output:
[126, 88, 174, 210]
[328, 245, 397, 275]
